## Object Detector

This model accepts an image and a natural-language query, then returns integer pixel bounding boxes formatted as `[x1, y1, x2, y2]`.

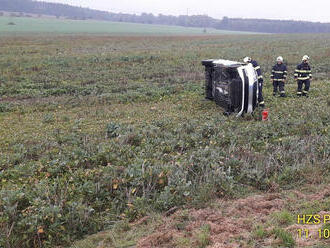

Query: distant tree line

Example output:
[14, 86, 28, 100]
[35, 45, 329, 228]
[0, 0, 330, 33]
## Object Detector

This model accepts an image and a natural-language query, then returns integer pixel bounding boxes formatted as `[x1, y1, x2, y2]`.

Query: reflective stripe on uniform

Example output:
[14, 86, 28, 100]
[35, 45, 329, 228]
[280, 91, 285, 94]
[274, 71, 284, 74]
[296, 70, 311, 73]
[259, 101, 265, 105]
[273, 79, 285, 81]
[297, 92, 302, 95]
[298, 77, 310, 80]
[254, 66, 260, 70]
[258, 75, 263, 79]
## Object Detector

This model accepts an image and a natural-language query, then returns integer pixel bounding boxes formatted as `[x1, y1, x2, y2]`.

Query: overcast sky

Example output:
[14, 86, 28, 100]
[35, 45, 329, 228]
[41, 0, 330, 23]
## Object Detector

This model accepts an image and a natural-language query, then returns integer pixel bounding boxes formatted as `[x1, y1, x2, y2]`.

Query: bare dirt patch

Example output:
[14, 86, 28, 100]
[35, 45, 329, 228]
[137, 193, 284, 247]
[137, 187, 330, 248]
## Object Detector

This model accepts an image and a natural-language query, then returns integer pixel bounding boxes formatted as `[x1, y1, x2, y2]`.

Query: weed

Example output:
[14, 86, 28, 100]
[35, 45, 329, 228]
[272, 228, 295, 248]
[195, 224, 211, 248]
[272, 210, 295, 226]
[253, 225, 269, 239]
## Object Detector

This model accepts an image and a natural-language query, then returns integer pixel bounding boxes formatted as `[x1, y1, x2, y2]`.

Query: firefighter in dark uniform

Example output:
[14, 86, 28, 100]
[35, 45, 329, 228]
[295, 55, 312, 97]
[271, 56, 287, 97]
[244, 57, 265, 107]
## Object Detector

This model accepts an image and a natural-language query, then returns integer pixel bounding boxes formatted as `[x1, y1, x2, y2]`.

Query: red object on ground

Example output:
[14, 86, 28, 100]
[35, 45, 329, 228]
[262, 109, 269, 121]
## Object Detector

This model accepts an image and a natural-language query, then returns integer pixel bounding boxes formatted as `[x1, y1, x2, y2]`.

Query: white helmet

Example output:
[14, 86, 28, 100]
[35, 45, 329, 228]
[243, 57, 251, 63]
[302, 55, 309, 61]
[277, 56, 283, 62]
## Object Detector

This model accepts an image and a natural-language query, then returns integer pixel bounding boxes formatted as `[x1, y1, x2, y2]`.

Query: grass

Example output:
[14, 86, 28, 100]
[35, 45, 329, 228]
[71, 214, 162, 248]
[0, 33, 329, 247]
[195, 224, 211, 248]
[273, 228, 295, 248]
[253, 225, 269, 239]
[272, 210, 295, 226]
[0, 16, 258, 35]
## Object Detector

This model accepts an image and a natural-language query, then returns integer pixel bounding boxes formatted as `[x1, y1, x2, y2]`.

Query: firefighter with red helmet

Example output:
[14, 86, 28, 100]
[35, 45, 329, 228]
[295, 55, 312, 97]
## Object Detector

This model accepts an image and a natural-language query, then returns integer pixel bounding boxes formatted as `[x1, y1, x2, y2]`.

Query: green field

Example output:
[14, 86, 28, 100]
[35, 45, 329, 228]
[0, 33, 329, 248]
[0, 16, 257, 35]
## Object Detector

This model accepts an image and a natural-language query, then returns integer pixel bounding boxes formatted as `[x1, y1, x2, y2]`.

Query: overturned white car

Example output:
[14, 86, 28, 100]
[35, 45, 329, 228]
[202, 59, 259, 116]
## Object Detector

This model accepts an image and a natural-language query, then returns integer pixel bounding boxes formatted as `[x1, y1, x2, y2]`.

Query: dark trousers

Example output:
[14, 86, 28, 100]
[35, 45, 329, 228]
[297, 80, 310, 95]
[258, 82, 264, 103]
[273, 81, 285, 94]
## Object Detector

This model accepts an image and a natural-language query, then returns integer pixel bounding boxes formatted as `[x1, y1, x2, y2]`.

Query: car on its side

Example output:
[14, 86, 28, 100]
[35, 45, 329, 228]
[202, 59, 259, 116]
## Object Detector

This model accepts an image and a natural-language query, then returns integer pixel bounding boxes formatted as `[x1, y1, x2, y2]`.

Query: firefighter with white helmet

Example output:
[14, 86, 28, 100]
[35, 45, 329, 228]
[243, 57, 265, 107]
[271, 56, 287, 97]
[243, 57, 251, 63]
[294, 55, 312, 97]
